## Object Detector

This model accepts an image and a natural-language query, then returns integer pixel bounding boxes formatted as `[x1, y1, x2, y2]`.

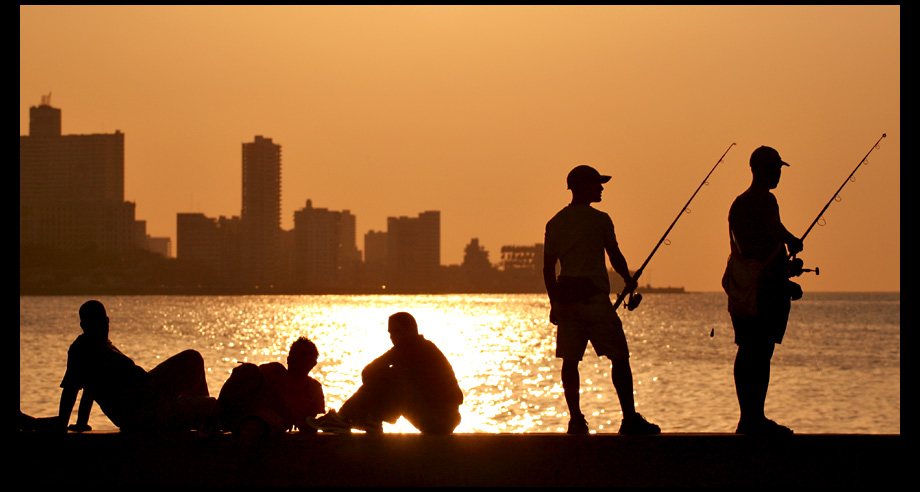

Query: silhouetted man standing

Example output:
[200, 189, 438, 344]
[58, 300, 214, 432]
[308, 312, 463, 434]
[543, 165, 660, 435]
[722, 146, 803, 435]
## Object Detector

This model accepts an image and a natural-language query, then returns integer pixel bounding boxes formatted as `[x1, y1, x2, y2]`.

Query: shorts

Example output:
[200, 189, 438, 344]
[554, 295, 629, 361]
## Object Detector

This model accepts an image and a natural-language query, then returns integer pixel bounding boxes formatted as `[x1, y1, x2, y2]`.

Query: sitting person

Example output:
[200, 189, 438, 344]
[58, 300, 214, 432]
[210, 337, 325, 441]
[309, 312, 463, 435]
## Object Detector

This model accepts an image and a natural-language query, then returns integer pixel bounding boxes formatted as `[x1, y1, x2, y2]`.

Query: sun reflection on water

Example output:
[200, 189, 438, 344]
[19, 293, 901, 434]
[182, 295, 564, 433]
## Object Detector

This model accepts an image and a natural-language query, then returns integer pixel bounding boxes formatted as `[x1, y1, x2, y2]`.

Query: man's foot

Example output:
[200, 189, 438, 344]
[736, 418, 793, 435]
[567, 414, 589, 435]
[304, 409, 352, 435]
[618, 413, 661, 435]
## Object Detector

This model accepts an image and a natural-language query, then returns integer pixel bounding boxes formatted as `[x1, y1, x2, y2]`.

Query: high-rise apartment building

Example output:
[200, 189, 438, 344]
[293, 199, 360, 290]
[361, 229, 388, 291]
[386, 210, 440, 292]
[364, 230, 387, 266]
[240, 135, 281, 287]
[20, 99, 139, 256]
[177, 213, 223, 273]
[177, 213, 241, 282]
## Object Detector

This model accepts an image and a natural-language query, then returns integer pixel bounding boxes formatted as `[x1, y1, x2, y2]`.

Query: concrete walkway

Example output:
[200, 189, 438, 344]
[18, 431, 901, 487]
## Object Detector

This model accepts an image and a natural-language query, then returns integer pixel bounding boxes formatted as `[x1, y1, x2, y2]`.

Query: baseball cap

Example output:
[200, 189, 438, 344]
[750, 146, 790, 168]
[566, 165, 611, 189]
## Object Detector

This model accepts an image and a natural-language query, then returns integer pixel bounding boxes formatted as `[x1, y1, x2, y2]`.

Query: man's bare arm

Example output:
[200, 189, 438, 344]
[543, 253, 559, 302]
[606, 245, 637, 292]
[58, 387, 78, 430]
[543, 253, 560, 325]
[73, 391, 93, 431]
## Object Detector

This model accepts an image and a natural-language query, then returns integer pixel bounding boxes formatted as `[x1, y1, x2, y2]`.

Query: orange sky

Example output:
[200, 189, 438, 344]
[20, 5, 900, 292]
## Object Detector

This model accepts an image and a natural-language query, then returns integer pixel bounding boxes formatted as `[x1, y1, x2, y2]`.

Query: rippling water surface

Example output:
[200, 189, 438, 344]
[20, 292, 899, 434]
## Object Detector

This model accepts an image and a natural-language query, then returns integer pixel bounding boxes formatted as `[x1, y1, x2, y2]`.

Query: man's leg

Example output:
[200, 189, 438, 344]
[561, 358, 590, 434]
[149, 350, 214, 431]
[734, 341, 775, 425]
[561, 359, 581, 417]
[610, 358, 636, 420]
[211, 363, 268, 434]
[339, 369, 405, 430]
[149, 349, 210, 398]
[611, 357, 660, 434]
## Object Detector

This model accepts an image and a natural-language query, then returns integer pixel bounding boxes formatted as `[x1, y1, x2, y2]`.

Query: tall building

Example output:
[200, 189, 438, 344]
[386, 210, 440, 292]
[240, 135, 282, 287]
[176, 213, 241, 283]
[29, 97, 61, 137]
[146, 236, 172, 258]
[20, 99, 140, 257]
[361, 230, 388, 291]
[292, 199, 360, 291]
[364, 230, 387, 266]
[177, 213, 222, 273]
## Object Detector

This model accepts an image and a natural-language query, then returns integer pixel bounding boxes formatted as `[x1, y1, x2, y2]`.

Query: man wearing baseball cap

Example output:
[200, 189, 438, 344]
[722, 146, 803, 435]
[543, 165, 660, 435]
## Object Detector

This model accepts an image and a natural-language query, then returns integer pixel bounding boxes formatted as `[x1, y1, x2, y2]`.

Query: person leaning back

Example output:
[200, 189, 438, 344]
[58, 300, 215, 432]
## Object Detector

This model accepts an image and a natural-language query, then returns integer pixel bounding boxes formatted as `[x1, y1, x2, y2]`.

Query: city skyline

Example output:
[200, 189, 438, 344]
[20, 5, 900, 291]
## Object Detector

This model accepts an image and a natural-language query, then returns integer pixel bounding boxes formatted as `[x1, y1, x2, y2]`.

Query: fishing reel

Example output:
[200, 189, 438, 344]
[614, 290, 643, 311]
[787, 255, 819, 278]
[626, 291, 643, 311]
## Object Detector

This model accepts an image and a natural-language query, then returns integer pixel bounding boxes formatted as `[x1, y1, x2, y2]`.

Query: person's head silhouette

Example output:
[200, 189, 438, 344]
[388, 312, 419, 347]
[78, 300, 109, 341]
[567, 165, 610, 204]
[750, 146, 789, 190]
[288, 337, 319, 375]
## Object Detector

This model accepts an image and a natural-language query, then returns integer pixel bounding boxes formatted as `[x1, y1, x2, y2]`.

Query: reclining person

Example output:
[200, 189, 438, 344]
[309, 312, 463, 434]
[210, 337, 325, 441]
[58, 300, 214, 432]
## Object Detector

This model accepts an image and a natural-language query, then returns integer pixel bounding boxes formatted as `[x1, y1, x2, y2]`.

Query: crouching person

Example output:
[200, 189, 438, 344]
[309, 312, 463, 435]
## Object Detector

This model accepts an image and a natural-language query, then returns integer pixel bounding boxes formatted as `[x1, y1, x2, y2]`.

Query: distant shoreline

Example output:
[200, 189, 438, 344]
[19, 286, 688, 296]
[19, 288, 900, 297]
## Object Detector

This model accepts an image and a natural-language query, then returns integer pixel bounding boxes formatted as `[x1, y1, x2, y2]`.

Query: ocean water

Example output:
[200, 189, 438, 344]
[19, 292, 899, 434]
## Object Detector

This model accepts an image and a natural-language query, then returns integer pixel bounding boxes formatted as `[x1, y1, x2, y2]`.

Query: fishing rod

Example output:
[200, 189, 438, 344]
[787, 133, 887, 278]
[613, 142, 736, 311]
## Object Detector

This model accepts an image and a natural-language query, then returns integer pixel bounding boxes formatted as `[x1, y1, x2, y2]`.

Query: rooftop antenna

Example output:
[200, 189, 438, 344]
[40, 92, 52, 106]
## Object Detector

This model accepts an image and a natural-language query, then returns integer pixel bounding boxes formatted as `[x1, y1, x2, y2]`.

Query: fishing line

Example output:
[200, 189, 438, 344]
[613, 142, 736, 312]
[786, 134, 887, 280]
[796, 133, 887, 247]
